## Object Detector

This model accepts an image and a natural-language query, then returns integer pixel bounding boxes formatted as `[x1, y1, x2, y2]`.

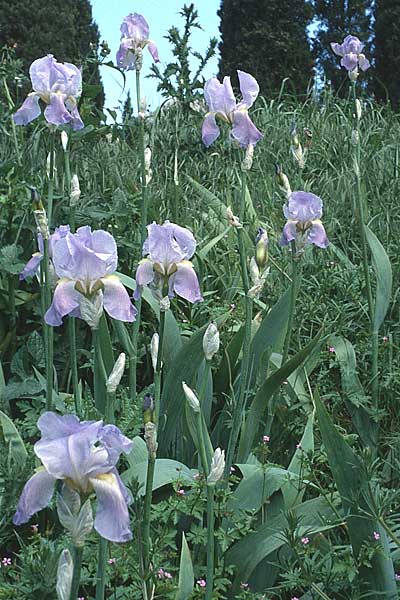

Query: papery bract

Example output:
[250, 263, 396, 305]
[331, 35, 370, 76]
[13, 412, 133, 543]
[202, 70, 263, 148]
[135, 221, 203, 304]
[14, 55, 84, 130]
[44, 226, 136, 326]
[280, 191, 329, 250]
[116, 13, 159, 71]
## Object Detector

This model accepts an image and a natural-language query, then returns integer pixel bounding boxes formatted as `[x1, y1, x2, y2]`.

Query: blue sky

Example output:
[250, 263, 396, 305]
[91, 0, 220, 117]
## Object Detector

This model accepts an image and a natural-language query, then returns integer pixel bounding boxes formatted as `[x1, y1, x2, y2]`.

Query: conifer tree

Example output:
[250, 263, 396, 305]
[374, 0, 400, 107]
[0, 0, 104, 109]
[218, 0, 313, 98]
[312, 0, 372, 94]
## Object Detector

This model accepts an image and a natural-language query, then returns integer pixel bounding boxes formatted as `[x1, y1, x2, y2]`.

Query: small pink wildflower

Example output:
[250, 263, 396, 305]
[373, 531, 380, 541]
[292, 597, 300, 600]
[30, 524, 39, 534]
[382, 336, 388, 343]
[395, 573, 400, 581]
[328, 346, 336, 353]
[157, 567, 172, 579]
[283, 380, 288, 385]
[262, 435, 270, 443]
[193, 472, 200, 480]
[301, 536, 309, 545]
[107, 558, 116, 565]
[1, 558, 11, 566]
[296, 442, 302, 449]
[197, 578, 207, 587]
[240, 582, 249, 589]
[177, 488, 185, 496]
[230, 466, 235, 473]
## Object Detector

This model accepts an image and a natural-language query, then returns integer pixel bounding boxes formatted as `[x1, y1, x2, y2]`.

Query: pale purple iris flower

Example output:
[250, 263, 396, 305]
[331, 35, 370, 75]
[44, 226, 137, 326]
[13, 412, 133, 543]
[116, 13, 159, 70]
[135, 221, 203, 304]
[13, 55, 84, 129]
[202, 70, 263, 148]
[20, 225, 70, 281]
[280, 192, 329, 249]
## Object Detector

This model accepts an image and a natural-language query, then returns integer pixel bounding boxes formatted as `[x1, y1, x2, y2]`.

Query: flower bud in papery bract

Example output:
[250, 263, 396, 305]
[13, 55, 84, 130]
[134, 221, 203, 304]
[202, 70, 263, 148]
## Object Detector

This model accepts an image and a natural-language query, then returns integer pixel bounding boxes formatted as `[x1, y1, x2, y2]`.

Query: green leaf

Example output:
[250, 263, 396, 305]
[186, 176, 227, 226]
[122, 458, 195, 494]
[198, 227, 230, 260]
[282, 412, 314, 509]
[126, 436, 148, 466]
[0, 410, 28, 467]
[93, 315, 114, 415]
[226, 495, 341, 594]
[238, 330, 323, 462]
[365, 226, 392, 331]
[314, 391, 397, 597]
[175, 533, 194, 600]
[229, 464, 291, 515]
[329, 335, 375, 448]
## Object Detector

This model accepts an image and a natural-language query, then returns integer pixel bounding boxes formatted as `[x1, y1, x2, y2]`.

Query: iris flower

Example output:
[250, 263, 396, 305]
[19, 225, 70, 281]
[13, 55, 84, 129]
[116, 13, 159, 70]
[280, 192, 329, 249]
[135, 221, 203, 304]
[44, 226, 136, 326]
[13, 412, 133, 543]
[331, 35, 370, 75]
[202, 70, 263, 148]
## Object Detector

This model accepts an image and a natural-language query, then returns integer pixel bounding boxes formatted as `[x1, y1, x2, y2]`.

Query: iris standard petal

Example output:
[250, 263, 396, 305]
[308, 221, 329, 248]
[60, 62, 82, 97]
[161, 222, 197, 259]
[102, 275, 137, 322]
[231, 110, 263, 147]
[146, 223, 186, 266]
[171, 260, 203, 303]
[13, 94, 41, 126]
[341, 53, 358, 72]
[29, 55, 54, 94]
[202, 113, 220, 147]
[204, 76, 235, 116]
[19, 252, 43, 280]
[100, 425, 134, 463]
[37, 411, 89, 440]
[91, 472, 132, 542]
[120, 13, 149, 40]
[342, 35, 363, 55]
[330, 42, 344, 57]
[35, 421, 108, 484]
[147, 41, 160, 62]
[13, 469, 56, 525]
[287, 191, 323, 221]
[44, 279, 81, 326]
[44, 92, 72, 126]
[237, 70, 260, 109]
[280, 221, 297, 246]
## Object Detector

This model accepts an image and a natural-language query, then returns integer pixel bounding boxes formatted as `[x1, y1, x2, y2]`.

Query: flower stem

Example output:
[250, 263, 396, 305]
[225, 167, 253, 475]
[69, 545, 83, 600]
[2, 78, 22, 166]
[142, 309, 166, 596]
[43, 236, 53, 411]
[266, 242, 302, 435]
[130, 68, 149, 403]
[352, 83, 378, 443]
[205, 484, 215, 600]
[63, 142, 80, 413]
[95, 536, 108, 600]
